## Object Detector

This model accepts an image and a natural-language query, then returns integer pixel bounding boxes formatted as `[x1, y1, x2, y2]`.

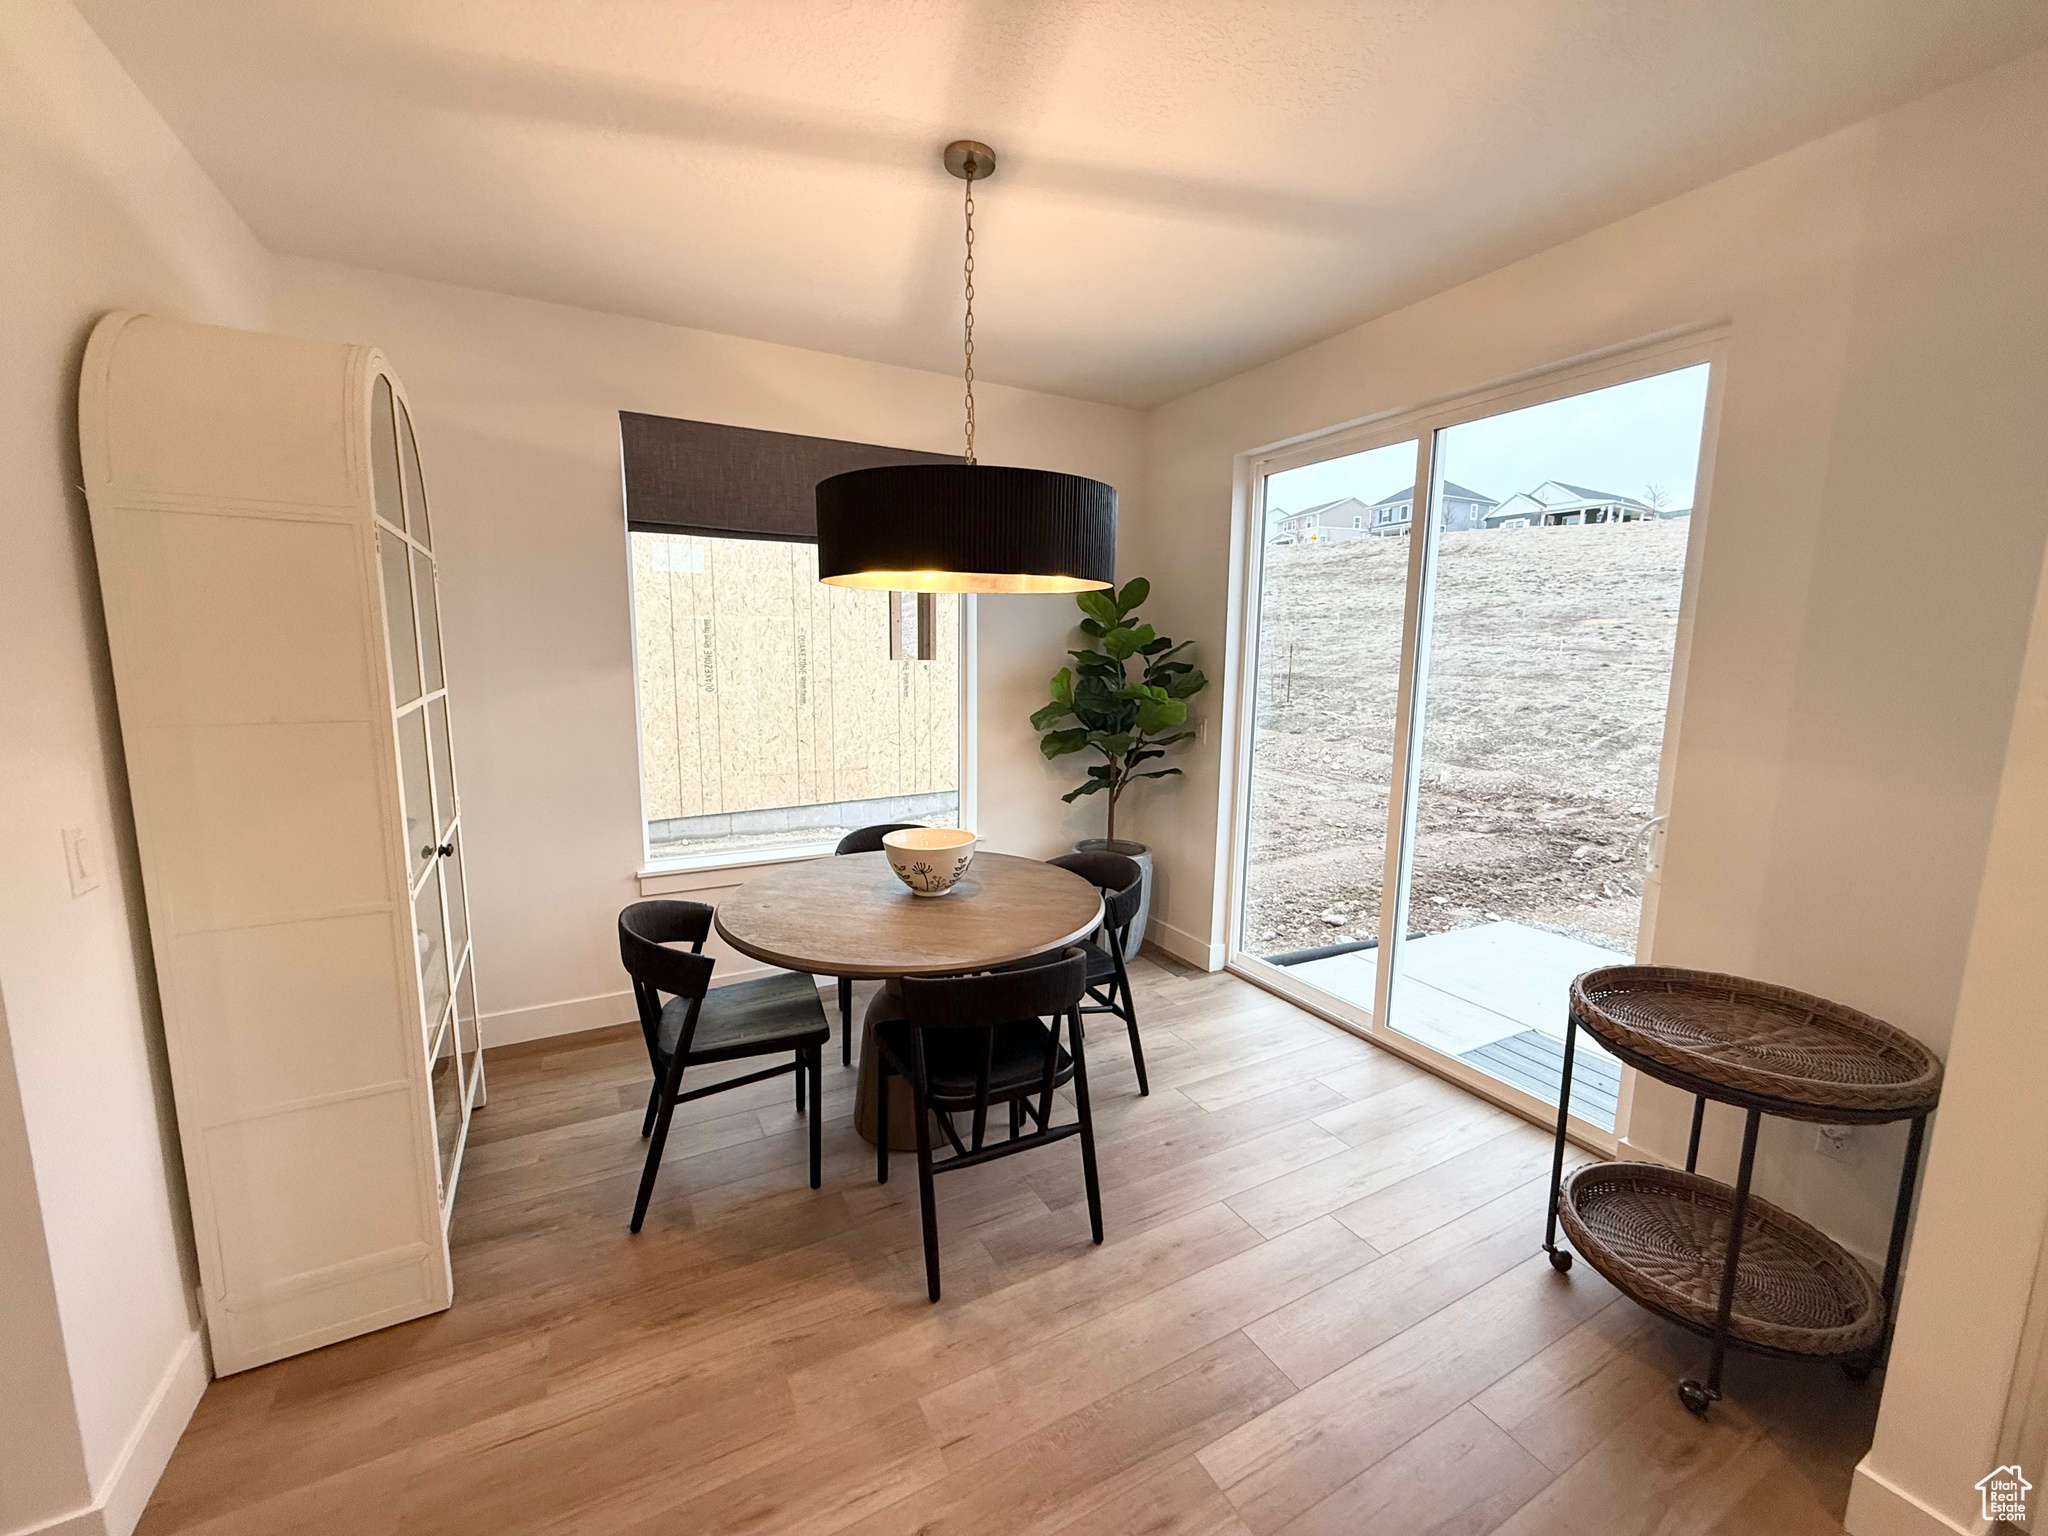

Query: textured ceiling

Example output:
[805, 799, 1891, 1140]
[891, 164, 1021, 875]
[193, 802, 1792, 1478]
[76, 1, 2047, 406]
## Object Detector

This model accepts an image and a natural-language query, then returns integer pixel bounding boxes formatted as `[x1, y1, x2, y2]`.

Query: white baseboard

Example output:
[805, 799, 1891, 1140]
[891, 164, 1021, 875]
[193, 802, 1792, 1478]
[481, 961, 793, 1050]
[1146, 916, 1223, 972]
[13, 1327, 210, 1536]
[1846, 1460, 1984, 1536]
[481, 989, 635, 1048]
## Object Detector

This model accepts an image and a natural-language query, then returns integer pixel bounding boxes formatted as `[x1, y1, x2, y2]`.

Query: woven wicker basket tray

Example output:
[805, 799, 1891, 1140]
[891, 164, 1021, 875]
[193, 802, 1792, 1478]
[1559, 1161, 1883, 1359]
[1570, 966, 1940, 1118]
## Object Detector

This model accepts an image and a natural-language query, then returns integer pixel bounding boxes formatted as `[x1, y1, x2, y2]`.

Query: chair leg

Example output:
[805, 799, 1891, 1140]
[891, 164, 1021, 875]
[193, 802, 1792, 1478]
[1009, 1097, 1022, 1141]
[795, 1050, 806, 1112]
[838, 976, 854, 1066]
[640, 1082, 660, 1137]
[808, 1047, 823, 1190]
[876, 1056, 890, 1185]
[912, 1084, 943, 1301]
[1112, 957, 1148, 1096]
[1067, 1009, 1104, 1245]
[631, 1058, 687, 1233]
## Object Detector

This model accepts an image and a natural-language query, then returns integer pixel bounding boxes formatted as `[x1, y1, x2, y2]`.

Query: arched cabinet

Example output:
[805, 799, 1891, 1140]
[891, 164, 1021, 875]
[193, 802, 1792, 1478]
[79, 312, 482, 1373]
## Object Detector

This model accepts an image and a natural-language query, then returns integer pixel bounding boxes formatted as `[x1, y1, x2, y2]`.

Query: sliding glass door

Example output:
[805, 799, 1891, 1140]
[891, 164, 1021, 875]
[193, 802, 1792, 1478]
[1233, 345, 1718, 1139]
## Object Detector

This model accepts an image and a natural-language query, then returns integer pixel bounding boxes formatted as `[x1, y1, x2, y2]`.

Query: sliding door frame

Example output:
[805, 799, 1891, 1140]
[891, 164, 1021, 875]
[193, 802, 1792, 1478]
[1223, 324, 1730, 1153]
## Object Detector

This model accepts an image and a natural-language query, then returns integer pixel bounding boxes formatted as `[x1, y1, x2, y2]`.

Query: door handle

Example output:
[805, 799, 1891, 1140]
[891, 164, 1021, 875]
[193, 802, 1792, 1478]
[1638, 815, 1668, 877]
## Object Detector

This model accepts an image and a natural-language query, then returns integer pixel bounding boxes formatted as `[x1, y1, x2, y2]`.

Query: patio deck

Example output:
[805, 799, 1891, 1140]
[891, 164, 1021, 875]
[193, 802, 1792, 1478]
[1278, 921, 1626, 1128]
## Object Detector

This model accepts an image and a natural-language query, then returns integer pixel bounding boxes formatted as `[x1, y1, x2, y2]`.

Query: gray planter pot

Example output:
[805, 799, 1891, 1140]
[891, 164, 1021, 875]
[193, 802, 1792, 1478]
[1075, 838, 1152, 953]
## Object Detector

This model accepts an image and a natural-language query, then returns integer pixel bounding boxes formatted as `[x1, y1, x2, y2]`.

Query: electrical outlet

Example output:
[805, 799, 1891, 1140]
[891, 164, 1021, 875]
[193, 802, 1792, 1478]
[1815, 1124, 1855, 1160]
[1197, 716, 1209, 746]
[62, 827, 100, 898]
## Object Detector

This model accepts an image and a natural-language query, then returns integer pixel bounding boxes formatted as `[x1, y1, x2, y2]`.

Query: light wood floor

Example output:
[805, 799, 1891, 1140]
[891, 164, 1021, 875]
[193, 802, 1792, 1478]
[140, 955, 1879, 1535]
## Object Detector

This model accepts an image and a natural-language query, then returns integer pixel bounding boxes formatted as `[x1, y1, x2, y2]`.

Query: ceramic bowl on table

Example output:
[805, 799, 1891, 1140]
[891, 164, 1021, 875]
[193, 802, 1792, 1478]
[881, 828, 978, 897]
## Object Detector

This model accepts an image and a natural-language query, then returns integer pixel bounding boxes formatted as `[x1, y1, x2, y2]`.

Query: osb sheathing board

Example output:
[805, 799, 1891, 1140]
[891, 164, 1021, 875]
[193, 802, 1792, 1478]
[632, 534, 958, 821]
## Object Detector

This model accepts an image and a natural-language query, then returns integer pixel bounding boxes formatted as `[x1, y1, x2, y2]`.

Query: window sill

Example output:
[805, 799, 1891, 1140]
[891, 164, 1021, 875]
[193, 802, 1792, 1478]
[636, 842, 837, 896]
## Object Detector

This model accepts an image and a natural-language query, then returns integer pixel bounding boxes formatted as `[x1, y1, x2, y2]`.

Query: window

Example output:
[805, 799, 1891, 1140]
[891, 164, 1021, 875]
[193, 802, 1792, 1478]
[630, 532, 960, 863]
[1353, 516, 1363, 529]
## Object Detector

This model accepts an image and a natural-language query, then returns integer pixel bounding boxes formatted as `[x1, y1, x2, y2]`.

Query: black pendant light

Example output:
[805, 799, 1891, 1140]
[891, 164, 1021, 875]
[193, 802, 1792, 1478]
[816, 141, 1116, 594]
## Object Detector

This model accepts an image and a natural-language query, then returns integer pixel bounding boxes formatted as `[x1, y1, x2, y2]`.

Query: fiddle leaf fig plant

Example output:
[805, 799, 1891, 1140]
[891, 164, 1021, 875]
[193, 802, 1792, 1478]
[1030, 576, 1207, 845]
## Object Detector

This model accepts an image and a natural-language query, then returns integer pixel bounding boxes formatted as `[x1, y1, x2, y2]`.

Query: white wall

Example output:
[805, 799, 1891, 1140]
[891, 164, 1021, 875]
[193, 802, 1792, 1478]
[1133, 50, 2048, 1268]
[272, 259, 1147, 1044]
[0, 1, 270, 1531]
[1847, 523, 2048, 1526]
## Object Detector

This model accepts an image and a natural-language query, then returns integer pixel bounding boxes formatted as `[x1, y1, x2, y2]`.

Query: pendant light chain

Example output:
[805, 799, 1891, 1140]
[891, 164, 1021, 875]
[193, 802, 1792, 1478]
[812, 141, 1117, 595]
[962, 165, 977, 466]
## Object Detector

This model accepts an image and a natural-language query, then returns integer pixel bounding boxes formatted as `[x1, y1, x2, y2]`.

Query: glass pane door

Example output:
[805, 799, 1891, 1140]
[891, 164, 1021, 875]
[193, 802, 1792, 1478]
[429, 1016, 461, 1189]
[378, 531, 420, 706]
[1236, 359, 1714, 1134]
[397, 399, 431, 550]
[371, 376, 404, 533]
[455, 963, 482, 1107]
[1238, 439, 1417, 1021]
[415, 871, 451, 1039]
[1383, 367, 1709, 1128]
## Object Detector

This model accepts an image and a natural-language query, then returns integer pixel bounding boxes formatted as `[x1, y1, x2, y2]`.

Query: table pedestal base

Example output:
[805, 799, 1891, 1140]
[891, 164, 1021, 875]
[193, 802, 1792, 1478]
[852, 981, 926, 1151]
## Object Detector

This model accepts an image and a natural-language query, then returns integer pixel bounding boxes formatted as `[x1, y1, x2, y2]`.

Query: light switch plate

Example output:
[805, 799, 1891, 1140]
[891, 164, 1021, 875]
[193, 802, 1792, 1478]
[62, 827, 101, 898]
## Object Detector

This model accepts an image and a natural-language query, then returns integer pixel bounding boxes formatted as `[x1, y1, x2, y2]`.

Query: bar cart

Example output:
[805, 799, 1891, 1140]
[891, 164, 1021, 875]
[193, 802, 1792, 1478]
[1541, 966, 1942, 1417]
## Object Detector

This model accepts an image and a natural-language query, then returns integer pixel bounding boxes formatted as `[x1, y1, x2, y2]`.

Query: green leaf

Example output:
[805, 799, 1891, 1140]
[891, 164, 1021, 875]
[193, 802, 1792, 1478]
[1076, 590, 1118, 626]
[1050, 666, 1074, 705]
[1138, 635, 1173, 655]
[1078, 617, 1106, 638]
[1133, 768, 1183, 781]
[1114, 576, 1150, 616]
[1039, 728, 1090, 759]
[1148, 730, 1196, 746]
[1029, 700, 1071, 732]
[1103, 622, 1156, 660]
[1061, 780, 1110, 802]
[1165, 668, 1207, 699]
[1134, 695, 1188, 735]
[1087, 731, 1134, 757]
[1127, 747, 1165, 765]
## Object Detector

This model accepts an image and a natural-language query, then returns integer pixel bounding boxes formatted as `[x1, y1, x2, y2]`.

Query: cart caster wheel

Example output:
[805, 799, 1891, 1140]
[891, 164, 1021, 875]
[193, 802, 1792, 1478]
[1547, 1248, 1573, 1274]
[1676, 1380, 1715, 1417]
[1841, 1362, 1873, 1384]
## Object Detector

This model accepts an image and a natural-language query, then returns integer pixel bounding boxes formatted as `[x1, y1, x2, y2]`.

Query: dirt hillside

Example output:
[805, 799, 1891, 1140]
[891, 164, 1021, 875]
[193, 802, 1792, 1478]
[1244, 517, 1688, 956]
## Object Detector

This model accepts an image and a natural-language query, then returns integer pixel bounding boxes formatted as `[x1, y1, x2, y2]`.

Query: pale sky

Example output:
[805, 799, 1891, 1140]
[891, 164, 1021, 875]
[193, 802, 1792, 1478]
[1267, 363, 1711, 520]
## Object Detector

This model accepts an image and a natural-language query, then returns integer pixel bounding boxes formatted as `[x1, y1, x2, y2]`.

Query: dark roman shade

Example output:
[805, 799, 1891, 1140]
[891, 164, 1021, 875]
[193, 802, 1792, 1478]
[621, 411, 959, 543]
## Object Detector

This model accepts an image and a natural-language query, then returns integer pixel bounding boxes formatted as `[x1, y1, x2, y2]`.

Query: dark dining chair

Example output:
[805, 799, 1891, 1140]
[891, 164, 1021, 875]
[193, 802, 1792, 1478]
[1047, 851, 1150, 1096]
[873, 949, 1102, 1302]
[829, 823, 922, 1064]
[619, 899, 829, 1232]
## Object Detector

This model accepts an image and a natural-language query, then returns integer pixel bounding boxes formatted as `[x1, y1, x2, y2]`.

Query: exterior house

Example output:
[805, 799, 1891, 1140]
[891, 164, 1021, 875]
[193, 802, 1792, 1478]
[1484, 480, 1659, 529]
[1270, 496, 1375, 544]
[1362, 481, 1501, 535]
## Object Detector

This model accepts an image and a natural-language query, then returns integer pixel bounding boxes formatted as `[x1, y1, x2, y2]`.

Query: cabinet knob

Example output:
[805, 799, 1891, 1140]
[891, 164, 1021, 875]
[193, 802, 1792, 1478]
[436, 842, 455, 858]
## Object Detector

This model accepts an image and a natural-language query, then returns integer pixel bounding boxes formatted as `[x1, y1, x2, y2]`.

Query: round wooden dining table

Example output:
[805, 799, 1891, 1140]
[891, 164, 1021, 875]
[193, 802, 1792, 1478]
[714, 851, 1103, 1148]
